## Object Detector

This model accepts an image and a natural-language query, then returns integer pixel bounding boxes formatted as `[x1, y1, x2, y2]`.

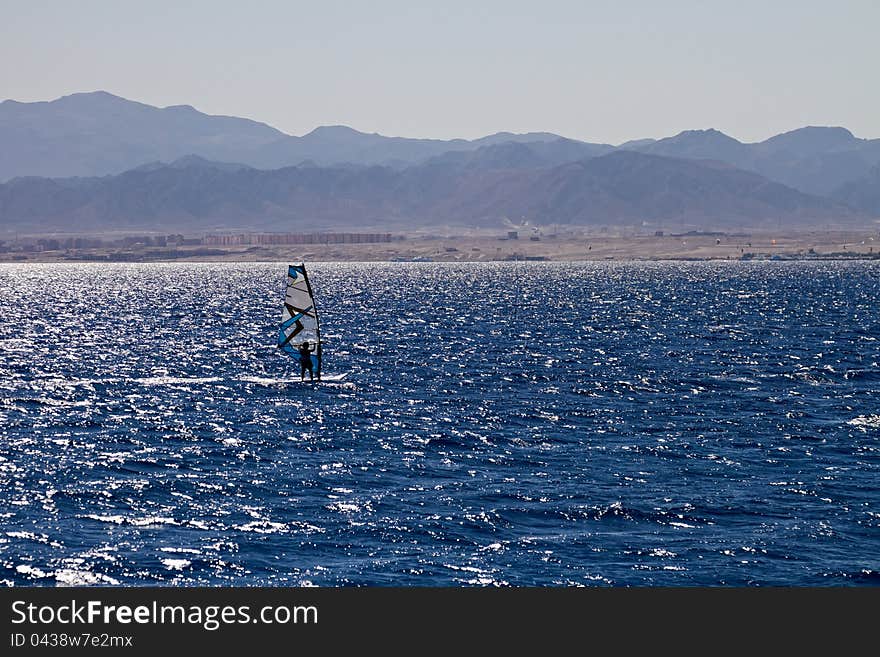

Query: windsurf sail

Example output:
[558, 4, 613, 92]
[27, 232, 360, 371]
[278, 263, 322, 379]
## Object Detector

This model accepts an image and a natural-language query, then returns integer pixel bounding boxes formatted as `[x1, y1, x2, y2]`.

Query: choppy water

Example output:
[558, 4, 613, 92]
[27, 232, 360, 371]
[1, 261, 878, 586]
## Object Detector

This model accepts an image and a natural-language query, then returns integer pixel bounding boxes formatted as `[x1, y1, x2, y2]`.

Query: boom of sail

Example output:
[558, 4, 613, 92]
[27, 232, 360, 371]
[278, 263, 322, 378]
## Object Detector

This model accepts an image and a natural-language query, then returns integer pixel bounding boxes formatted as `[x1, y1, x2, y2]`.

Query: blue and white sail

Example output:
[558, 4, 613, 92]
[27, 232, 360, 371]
[278, 263, 322, 377]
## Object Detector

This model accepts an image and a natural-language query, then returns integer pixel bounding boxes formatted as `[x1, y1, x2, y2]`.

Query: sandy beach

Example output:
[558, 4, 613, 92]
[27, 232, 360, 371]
[2, 228, 878, 263]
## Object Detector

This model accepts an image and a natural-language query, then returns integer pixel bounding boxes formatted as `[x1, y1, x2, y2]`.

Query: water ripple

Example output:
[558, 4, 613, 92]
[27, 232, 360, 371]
[1, 261, 878, 586]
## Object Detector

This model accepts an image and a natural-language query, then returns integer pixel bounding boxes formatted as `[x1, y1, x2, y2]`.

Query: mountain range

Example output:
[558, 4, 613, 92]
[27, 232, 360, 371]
[0, 91, 569, 180]
[1, 91, 878, 233]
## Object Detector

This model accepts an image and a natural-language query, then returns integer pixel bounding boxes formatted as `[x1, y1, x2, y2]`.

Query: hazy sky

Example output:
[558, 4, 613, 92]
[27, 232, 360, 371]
[2, 0, 877, 144]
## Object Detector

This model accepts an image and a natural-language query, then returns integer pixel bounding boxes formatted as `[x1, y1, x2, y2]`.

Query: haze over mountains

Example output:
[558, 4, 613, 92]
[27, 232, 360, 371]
[0, 91, 566, 179]
[1, 91, 878, 233]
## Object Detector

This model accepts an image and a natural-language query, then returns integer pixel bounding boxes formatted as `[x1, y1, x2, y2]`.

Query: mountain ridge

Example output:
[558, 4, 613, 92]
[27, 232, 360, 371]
[4, 91, 879, 198]
[2, 91, 879, 233]
[1, 149, 869, 235]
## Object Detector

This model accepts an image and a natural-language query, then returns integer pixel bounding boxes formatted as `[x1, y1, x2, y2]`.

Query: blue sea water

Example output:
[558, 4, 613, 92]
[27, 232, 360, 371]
[0, 261, 878, 587]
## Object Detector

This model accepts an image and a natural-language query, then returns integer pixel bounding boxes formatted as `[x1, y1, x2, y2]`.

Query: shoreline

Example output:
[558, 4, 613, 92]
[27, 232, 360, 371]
[1, 230, 878, 264]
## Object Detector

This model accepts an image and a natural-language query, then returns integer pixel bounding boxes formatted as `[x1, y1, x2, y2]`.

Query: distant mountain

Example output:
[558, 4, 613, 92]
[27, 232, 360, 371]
[757, 126, 862, 157]
[0, 160, 402, 232]
[831, 164, 880, 216]
[624, 126, 880, 196]
[417, 139, 615, 172]
[0, 150, 865, 234]
[165, 154, 254, 172]
[631, 129, 752, 167]
[132, 155, 255, 173]
[2, 91, 878, 210]
[425, 151, 860, 229]
[251, 125, 467, 170]
[0, 91, 284, 180]
[469, 131, 568, 147]
[190, 126, 593, 170]
[756, 127, 880, 196]
[0, 91, 583, 180]
[616, 138, 657, 150]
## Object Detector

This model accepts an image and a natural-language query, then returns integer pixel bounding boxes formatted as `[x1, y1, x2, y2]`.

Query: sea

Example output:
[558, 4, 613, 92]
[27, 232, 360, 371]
[1, 261, 878, 587]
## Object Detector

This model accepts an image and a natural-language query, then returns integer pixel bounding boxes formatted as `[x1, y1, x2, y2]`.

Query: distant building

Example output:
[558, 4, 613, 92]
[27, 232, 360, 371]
[62, 237, 104, 249]
[507, 231, 519, 240]
[36, 238, 61, 251]
[203, 232, 393, 246]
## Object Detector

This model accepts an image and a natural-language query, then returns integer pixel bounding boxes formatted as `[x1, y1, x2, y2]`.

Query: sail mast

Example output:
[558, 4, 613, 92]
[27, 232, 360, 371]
[301, 264, 323, 380]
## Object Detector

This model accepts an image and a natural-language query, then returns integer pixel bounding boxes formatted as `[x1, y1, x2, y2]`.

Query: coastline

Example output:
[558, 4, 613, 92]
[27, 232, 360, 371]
[1, 229, 878, 264]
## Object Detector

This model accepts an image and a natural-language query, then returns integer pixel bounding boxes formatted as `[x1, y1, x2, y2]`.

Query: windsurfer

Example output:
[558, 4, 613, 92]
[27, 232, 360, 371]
[298, 341, 315, 381]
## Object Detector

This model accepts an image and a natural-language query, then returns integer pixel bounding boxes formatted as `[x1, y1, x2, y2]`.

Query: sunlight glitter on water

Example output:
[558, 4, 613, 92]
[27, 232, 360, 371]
[0, 261, 878, 585]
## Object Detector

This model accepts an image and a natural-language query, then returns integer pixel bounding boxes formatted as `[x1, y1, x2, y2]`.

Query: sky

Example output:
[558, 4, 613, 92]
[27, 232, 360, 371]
[2, 0, 878, 144]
